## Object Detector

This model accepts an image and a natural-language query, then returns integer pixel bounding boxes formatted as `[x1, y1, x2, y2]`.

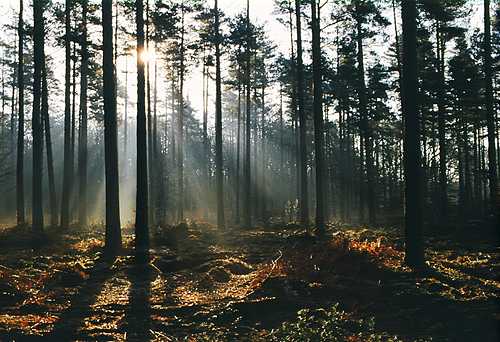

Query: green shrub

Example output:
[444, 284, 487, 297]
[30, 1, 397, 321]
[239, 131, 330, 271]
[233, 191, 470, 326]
[267, 304, 403, 342]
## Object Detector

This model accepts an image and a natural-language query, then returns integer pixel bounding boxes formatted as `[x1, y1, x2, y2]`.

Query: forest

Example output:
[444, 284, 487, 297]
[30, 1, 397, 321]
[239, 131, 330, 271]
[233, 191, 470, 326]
[0, 0, 498, 340]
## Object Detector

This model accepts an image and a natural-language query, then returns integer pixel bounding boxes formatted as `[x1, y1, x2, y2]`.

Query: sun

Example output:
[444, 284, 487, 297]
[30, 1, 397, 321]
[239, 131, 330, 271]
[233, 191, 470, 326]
[139, 48, 156, 63]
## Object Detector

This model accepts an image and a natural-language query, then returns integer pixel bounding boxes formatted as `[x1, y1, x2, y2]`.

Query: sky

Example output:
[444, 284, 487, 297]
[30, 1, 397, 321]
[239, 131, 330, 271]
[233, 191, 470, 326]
[0, 0, 290, 127]
[0, 0, 488, 128]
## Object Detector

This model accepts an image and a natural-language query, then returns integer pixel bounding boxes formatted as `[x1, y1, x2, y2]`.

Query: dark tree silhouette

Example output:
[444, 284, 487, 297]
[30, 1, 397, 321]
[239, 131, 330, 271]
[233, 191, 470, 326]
[483, 0, 498, 214]
[16, 0, 25, 226]
[102, 0, 122, 253]
[32, 0, 44, 233]
[243, 0, 252, 227]
[78, 0, 89, 227]
[214, 0, 225, 229]
[135, 0, 149, 249]
[41, 51, 57, 227]
[311, 0, 325, 234]
[61, 0, 72, 229]
[402, 0, 424, 268]
[295, 0, 309, 228]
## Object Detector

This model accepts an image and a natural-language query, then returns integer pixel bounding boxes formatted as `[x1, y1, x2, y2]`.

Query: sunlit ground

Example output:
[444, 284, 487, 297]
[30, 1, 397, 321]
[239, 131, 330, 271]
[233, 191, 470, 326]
[0, 222, 498, 341]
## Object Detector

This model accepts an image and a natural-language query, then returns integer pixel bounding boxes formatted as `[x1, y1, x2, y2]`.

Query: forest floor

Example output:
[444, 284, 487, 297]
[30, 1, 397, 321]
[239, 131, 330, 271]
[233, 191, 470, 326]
[0, 220, 498, 341]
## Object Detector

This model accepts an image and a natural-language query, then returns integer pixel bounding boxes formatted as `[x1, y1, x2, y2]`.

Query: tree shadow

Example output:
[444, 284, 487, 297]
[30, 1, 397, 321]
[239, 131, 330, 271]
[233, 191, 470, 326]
[47, 253, 117, 340]
[124, 251, 153, 342]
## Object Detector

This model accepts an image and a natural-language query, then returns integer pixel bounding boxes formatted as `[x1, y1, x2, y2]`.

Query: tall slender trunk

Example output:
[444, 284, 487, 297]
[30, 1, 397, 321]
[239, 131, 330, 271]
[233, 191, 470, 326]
[177, 5, 185, 223]
[70, 38, 76, 221]
[484, 0, 498, 214]
[261, 84, 267, 223]
[78, 0, 88, 227]
[235, 61, 241, 224]
[16, 0, 25, 225]
[311, 0, 325, 233]
[135, 0, 148, 249]
[61, 0, 72, 228]
[355, 5, 376, 225]
[288, 0, 299, 209]
[146, 0, 154, 225]
[214, 0, 225, 229]
[153, 41, 159, 224]
[243, 0, 252, 227]
[402, 0, 424, 268]
[102, 0, 122, 253]
[124, 54, 129, 178]
[42, 48, 57, 227]
[32, 0, 44, 232]
[295, 0, 309, 227]
[436, 22, 448, 223]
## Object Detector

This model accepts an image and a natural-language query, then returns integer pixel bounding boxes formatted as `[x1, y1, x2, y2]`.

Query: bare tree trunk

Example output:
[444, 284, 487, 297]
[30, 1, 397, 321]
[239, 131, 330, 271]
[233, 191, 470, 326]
[16, 0, 25, 226]
[135, 0, 149, 249]
[355, 4, 376, 225]
[32, 0, 44, 232]
[78, 0, 89, 227]
[311, 0, 325, 234]
[483, 0, 498, 215]
[243, 0, 252, 227]
[42, 52, 57, 227]
[214, 0, 225, 229]
[436, 22, 448, 224]
[402, 0, 424, 268]
[61, 0, 72, 229]
[177, 5, 185, 223]
[295, 0, 309, 227]
[102, 0, 122, 253]
[146, 0, 154, 226]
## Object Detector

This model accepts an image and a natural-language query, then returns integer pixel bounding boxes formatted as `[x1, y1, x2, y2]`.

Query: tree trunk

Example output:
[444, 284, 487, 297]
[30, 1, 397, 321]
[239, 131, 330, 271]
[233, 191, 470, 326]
[102, 0, 122, 253]
[61, 0, 72, 229]
[135, 0, 149, 249]
[177, 6, 185, 223]
[214, 0, 225, 229]
[146, 0, 154, 226]
[235, 66, 241, 224]
[42, 51, 57, 227]
[402, 0, 424, 268]
[295, 0, 309, 227]
[16, 0, 25, 226]
[355, 4, 376, 225]
[483, 0, 498, 215]
[32, 0, 44, 232]
[78, 0, 89, 227]
[243, 0, 252, 227]
[311, 0, 325, 233]
[436, 21, 448, 224]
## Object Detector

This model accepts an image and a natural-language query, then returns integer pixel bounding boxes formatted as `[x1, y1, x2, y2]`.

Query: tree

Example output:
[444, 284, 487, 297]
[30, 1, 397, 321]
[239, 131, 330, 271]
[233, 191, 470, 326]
[102, 0, 122, 253]
[61, 0, 72, 229]
[311, 0, 325, 234]
[16, 0, 25, 226]
[136, 0, 149, 249]
[483, 0, 498, 215]
[421, 0, 467, 225]
[214, 0, 225, 229]
[78, 0, 89, 227]
[352, 0, 389, 225]
[295, 0, 309, 227]
[32, 0, 44, 233]
[41, 48, 57, 227]
[243, 0, 252, 227]
[402, 0, 424, 268]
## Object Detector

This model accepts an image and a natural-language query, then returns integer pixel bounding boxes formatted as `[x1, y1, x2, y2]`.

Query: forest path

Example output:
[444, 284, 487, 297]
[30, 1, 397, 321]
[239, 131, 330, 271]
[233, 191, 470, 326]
[0, 223, 498, 341]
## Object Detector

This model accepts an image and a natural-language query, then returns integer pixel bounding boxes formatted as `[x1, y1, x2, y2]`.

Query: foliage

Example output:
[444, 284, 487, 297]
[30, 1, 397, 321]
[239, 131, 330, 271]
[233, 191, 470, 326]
[267, 304, 402, 342]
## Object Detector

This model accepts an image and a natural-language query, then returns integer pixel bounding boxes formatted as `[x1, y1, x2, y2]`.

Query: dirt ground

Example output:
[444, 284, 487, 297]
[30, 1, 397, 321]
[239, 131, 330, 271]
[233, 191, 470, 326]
[0, 222, 498, 341]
